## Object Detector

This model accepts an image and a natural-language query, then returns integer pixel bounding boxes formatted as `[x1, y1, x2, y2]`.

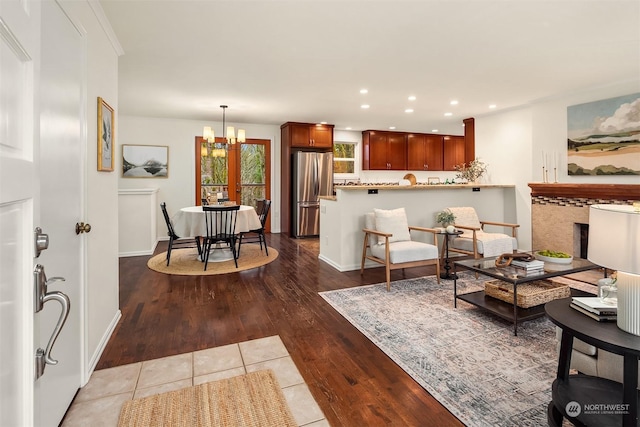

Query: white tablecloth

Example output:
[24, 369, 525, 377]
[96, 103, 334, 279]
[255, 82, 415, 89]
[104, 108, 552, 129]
[171, 205, 261, 237]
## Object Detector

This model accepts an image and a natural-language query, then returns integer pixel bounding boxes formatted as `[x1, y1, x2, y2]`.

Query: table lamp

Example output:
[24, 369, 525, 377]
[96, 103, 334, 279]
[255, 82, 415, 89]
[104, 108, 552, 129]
[587, 204, 640, 335]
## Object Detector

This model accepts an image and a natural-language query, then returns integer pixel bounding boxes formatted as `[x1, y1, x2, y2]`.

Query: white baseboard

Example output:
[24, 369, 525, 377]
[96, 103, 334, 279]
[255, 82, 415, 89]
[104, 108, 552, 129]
[318, 254, 381, 272]
[84, 309, 121, 385]
[318, 254, 361, 272]
[119, 250, 154, 257]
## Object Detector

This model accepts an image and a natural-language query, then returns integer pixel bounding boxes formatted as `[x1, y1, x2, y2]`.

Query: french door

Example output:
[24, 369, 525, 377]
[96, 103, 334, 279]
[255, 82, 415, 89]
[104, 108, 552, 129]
[195, 137, 271, 228]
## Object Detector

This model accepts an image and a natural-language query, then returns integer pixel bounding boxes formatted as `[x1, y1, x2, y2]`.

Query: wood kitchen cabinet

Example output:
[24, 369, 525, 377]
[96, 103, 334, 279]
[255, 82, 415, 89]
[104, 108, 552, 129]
[407, 133, 444, 171]
[443, 135, 465, 171]
[282, 122, 333, 149]
[362, 130, 407, 170]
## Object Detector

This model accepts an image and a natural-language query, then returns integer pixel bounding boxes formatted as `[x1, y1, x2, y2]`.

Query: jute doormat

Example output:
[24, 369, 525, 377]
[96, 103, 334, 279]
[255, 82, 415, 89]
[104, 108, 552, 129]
[147, 245, 278, 276]
[118, 369, 297, 427]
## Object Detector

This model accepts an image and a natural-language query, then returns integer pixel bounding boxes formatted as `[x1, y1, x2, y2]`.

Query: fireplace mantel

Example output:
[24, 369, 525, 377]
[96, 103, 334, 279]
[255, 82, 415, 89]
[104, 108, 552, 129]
[528, 183, 640, 200]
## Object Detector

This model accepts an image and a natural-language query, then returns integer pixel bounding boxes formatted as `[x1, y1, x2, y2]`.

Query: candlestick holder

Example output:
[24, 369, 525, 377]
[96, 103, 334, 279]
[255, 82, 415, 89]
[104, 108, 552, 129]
[554, 167, 558, 183]
[542, 167, 547, 183]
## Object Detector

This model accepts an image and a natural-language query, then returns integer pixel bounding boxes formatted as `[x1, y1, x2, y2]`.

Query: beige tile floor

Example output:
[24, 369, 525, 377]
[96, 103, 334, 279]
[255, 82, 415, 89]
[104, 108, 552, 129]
[62, 335, 329, 427]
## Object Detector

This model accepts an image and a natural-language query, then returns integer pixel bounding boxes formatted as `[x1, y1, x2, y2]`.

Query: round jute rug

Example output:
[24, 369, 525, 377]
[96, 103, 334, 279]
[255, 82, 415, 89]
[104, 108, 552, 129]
[147, 245, 278, 276]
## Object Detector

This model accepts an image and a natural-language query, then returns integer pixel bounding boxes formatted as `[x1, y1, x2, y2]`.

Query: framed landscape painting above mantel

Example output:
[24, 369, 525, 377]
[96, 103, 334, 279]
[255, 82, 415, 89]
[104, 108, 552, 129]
[567, 92, 640, 175]
[122, 145, 168, 178]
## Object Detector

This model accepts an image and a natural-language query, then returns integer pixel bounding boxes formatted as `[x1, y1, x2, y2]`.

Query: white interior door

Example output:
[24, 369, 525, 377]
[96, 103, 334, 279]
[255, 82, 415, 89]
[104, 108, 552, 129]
[36, 1, 85, 425]
[0, 1, 84, 425]
[0, 0, 41, 425]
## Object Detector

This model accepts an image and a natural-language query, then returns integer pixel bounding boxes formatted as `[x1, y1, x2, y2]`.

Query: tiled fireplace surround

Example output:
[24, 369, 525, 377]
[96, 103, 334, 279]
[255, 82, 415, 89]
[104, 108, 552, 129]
[529, 183, 640, 256]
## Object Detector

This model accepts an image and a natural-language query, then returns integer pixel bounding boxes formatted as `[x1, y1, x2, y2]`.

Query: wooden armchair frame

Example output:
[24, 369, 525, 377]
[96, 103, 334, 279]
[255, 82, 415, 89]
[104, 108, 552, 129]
[449, 220, 519, 259]
[361, 226, 441, 291]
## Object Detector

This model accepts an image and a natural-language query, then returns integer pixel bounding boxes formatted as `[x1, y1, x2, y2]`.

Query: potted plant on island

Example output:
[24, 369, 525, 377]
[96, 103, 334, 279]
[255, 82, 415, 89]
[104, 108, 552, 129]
[454, 158, 487, 184]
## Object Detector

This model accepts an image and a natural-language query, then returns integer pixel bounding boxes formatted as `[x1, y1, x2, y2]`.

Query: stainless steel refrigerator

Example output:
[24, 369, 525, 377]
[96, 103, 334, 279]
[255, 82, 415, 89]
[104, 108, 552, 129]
[292, 151, 333, 237]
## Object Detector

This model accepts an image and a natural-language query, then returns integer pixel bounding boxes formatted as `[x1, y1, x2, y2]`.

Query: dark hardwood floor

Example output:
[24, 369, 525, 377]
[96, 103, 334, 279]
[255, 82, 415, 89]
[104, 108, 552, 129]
[98, 234, 464, 427]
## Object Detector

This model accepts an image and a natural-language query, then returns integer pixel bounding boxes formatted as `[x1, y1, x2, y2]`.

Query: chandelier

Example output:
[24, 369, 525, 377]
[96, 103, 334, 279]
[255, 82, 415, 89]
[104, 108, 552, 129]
[203, 105, 246, 145]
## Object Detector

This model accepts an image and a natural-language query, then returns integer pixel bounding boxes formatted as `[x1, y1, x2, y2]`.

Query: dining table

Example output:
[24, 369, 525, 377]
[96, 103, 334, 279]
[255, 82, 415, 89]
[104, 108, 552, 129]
[171, 205, 262, 262]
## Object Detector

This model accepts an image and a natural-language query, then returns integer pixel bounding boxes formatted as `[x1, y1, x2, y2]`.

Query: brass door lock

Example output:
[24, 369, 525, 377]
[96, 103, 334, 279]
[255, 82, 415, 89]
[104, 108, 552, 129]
[75, 222, 92, 234]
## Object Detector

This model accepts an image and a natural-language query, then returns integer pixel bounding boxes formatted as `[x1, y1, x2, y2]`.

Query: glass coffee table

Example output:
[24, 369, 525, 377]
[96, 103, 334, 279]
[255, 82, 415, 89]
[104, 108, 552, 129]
[453, 255, 601, 335]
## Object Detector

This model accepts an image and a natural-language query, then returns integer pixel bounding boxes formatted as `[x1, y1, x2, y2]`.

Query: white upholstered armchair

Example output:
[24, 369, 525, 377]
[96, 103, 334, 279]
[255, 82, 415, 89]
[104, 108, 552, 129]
[361, 208, 440, 291]
[446, 206, 519, 259]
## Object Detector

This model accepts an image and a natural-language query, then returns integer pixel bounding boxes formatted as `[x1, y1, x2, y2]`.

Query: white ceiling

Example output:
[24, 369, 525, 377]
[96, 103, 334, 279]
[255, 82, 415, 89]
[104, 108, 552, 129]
[99, 0, 640, 135]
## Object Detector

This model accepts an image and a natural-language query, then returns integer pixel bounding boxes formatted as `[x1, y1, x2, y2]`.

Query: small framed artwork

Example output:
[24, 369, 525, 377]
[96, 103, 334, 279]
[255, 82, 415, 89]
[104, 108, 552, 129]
[122, 144, 169, 178]
[97, 97, 115, 171]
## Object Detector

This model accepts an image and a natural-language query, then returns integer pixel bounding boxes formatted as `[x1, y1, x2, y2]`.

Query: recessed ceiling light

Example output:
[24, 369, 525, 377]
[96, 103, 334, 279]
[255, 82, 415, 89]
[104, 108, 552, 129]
[345, 127, 352, 130]
[361, 104, 370, 109]
[431, 129, 439, 133]
[405, 108, 414, 113]
[444, 112, 453, 116]
[408, 95, 416, 101]
[489, 104, 497, 109]
[389, 126, 396, 130]
[360, 89, 368, 94]
[450, 100, 459, 105]
[319, 122, 327, 125]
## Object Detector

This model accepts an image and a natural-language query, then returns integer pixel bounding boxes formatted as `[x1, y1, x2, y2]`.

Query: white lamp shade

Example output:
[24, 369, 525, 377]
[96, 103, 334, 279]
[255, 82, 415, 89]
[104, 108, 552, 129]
[237, 129, 246, 143]
[587, 204, 640, 274]
[227, 126, 235, 140]
[588, 204, 640, 335]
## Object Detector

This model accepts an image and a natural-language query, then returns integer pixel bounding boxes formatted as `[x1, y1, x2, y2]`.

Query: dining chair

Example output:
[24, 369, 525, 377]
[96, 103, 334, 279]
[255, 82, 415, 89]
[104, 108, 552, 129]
[238, 199, 271, 257]
[203, 205, 240, 270]
[160, 202, 202, 266]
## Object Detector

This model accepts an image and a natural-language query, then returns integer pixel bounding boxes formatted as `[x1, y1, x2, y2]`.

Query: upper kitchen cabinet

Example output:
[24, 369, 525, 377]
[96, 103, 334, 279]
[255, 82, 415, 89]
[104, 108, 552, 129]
[362, 130, 407, 170]
[407, 133, 444, 171]
[281, 122, 334, 149]
[442, 135, 465, 171]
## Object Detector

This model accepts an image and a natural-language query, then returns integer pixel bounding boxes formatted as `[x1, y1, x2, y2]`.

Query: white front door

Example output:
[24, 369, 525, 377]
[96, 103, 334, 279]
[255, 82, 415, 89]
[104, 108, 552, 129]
[36, 1, 85, 425]
[0, 0, 85, 425]
[0, 0, 42, 424]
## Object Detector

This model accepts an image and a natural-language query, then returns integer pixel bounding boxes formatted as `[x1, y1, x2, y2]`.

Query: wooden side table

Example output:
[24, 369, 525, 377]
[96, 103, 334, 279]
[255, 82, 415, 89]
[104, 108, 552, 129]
[545, 298, 640, 426]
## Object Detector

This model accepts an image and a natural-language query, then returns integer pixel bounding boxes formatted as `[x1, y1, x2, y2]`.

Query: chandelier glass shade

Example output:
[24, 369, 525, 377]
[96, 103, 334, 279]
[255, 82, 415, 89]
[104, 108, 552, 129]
[202, 105, 246, 145]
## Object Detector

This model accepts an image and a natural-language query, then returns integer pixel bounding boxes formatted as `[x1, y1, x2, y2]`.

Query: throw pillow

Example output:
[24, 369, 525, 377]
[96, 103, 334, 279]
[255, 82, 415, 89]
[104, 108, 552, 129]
[374, 208, 411, 244]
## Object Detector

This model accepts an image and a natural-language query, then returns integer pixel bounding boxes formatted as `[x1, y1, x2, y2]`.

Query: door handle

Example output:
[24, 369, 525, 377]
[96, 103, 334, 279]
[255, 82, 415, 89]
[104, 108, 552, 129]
[75, 222, 91, 234]
[34, 264, 70, 380]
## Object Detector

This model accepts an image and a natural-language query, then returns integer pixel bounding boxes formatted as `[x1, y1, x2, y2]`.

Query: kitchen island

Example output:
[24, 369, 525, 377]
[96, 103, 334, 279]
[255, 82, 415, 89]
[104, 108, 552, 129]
[319, 183, 517, 272]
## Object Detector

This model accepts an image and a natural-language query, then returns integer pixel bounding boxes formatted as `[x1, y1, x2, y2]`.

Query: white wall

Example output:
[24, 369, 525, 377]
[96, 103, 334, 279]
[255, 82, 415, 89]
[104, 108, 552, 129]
[475, 107, 533, 250]
[59, 0, 121, 377]
[531, 82, 640, 185]
[118, 116, 281, 240]
[472, 80, 640, 251]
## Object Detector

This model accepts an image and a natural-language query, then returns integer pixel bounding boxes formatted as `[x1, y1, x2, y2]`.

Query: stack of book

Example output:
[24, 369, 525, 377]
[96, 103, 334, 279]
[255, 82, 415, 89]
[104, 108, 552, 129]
[570, 297, 617, 321]
[511, 259, 545, 274]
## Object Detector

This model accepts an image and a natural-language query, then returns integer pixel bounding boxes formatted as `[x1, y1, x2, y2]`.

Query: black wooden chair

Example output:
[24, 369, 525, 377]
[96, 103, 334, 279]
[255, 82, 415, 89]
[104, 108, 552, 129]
[238, 199, 271, 257]
[203, 205, 240, 270]
[160, 202, 202, 266]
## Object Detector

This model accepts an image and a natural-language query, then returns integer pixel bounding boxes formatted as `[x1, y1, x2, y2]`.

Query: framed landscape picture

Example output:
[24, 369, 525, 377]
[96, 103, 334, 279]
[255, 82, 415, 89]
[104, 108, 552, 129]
[567, 93, 640, 175]
[97, 97, 114, 171]
[122, 145, 169, 178]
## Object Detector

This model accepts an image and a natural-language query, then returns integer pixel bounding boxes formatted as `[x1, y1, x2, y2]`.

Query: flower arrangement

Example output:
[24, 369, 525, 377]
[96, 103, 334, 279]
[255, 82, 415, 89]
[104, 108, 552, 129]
[436, 210, 456, 227]
[454, 158, 487, 183]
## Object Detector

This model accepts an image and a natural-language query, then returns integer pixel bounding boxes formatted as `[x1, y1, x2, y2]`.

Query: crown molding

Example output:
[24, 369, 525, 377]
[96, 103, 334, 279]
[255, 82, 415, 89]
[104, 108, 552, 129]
[88, 0, 124, 56]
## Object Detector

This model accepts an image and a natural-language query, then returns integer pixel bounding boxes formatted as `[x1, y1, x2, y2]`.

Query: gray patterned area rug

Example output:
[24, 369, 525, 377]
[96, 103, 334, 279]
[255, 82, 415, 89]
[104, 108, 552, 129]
[319, 273, 597, 427]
